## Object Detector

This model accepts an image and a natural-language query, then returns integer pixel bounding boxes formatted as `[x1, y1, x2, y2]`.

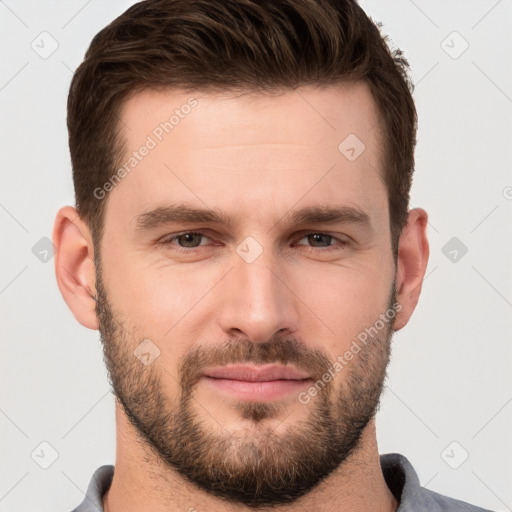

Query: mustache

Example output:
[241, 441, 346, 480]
[178, 336, 332, 392]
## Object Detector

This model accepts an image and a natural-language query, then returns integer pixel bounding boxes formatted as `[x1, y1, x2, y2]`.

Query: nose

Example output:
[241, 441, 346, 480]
[217, 245, 300, 343]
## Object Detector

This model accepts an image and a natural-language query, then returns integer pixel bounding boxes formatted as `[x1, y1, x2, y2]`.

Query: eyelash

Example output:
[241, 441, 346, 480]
[159, 231, 350, 254]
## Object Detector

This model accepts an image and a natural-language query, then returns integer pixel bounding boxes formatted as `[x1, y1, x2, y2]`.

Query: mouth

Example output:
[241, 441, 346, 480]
[200, 364, 312, 401]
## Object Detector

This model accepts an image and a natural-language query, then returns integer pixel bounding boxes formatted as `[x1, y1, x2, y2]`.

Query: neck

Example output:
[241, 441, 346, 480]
[103, 403, 398, 512]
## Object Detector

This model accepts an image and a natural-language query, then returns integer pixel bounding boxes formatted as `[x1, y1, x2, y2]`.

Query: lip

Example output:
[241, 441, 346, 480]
[201, 364, 310, 381]
[200, 364, 312, 401]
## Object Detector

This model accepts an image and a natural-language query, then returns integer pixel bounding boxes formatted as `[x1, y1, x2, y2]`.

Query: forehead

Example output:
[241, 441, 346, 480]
[119, 83, 382, 151]
[106, 83, 387, 230]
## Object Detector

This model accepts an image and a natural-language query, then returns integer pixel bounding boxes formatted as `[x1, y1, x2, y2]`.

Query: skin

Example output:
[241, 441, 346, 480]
[53, 82, 429, 512]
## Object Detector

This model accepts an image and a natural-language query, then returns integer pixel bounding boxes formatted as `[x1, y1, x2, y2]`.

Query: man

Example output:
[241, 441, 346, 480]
[52, 0, 494, 510]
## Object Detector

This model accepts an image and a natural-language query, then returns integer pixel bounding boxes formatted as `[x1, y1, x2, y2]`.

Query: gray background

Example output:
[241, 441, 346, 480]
[1, 1, 511, 511]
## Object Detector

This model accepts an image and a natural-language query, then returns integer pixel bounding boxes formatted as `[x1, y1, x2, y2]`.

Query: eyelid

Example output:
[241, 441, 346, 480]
[159, 230, 214, 246]
[159, 229, 350, 252]
[293, 230, 350, 245]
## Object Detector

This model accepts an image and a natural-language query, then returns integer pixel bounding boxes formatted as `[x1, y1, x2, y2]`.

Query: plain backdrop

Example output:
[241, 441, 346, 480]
[1, 1, 511, 511]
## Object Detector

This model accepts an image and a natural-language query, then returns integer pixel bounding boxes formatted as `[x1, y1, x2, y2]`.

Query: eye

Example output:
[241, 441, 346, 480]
[294, 232, 349, 252]
[160, 231, 213, 251]
[159, 230, 350, 254]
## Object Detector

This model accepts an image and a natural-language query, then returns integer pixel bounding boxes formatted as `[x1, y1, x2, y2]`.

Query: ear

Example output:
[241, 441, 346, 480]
[393, 208, 429, 331]
[53, 206, 98, 330]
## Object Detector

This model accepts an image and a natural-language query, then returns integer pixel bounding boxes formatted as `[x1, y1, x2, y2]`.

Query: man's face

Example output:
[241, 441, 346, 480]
[95, 83, 398, 506]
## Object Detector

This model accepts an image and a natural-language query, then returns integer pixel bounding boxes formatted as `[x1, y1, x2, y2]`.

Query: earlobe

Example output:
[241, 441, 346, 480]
[393, 208, 429, 331]
[53, 206, 99, 330]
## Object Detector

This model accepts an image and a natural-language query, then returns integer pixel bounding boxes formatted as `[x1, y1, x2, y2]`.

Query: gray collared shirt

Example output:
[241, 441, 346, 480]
[71, 453, 495, 511]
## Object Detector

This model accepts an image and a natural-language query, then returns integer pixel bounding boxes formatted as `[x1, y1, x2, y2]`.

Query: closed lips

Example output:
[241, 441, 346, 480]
[202, 365, 311, 382]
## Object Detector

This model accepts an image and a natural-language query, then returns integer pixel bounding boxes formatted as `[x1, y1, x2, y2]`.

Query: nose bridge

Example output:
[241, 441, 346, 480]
[218, 237, 298, 342]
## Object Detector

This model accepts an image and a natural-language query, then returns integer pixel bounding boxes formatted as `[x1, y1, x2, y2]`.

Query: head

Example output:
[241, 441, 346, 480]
[54, 0, 428, 507]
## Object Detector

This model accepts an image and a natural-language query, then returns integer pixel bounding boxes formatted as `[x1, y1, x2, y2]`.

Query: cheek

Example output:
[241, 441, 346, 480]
[107, 252, 219, 345]
[289, 262, 392, 350]
[100, 245, 175, 336]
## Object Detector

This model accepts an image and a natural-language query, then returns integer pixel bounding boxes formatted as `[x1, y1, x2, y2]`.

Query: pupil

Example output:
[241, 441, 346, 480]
[180, 234, 200, 247]
[310, 234, 330, 246]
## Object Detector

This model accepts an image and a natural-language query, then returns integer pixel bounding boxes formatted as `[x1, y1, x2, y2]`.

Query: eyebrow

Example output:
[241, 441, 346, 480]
[135, 203, 371, 232]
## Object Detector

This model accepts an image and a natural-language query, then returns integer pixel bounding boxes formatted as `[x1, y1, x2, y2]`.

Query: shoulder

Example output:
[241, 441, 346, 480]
[380, 453, 496, 512]
[418, 486, 496, 511]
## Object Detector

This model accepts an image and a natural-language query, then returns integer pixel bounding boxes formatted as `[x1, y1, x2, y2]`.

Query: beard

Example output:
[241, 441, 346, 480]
[95, 258, 397, 508]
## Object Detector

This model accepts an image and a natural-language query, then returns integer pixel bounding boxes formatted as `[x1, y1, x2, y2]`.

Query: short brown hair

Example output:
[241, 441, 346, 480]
[68, 0, 417, 259]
